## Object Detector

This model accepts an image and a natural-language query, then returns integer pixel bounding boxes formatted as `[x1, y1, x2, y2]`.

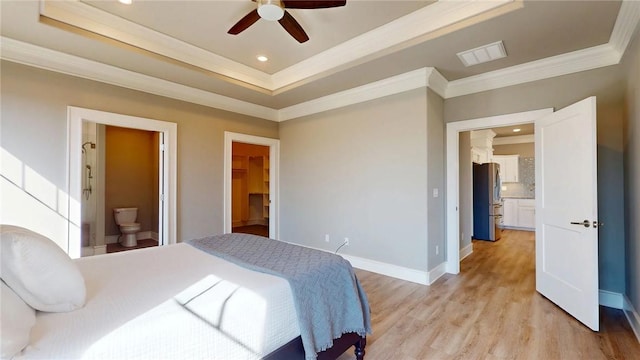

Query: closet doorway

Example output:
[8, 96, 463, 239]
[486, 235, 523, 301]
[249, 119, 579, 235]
[224, 132, 279, 239]
[231, 142, 270, 237]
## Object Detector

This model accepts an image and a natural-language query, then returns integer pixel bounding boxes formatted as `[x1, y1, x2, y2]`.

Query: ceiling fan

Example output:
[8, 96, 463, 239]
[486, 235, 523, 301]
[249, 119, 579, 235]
[228, 0, 347, 43]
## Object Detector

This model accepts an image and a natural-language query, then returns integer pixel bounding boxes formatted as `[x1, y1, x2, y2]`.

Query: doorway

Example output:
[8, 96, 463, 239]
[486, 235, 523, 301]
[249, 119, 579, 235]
[231, 142, 270, 237]
[68, 107, 177, 259]
[224, 132, 279, 239]
[445, 108, 553, 274]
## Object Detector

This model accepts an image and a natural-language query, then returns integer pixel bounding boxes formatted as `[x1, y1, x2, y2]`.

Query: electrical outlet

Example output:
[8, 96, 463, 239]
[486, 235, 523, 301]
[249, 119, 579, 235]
[344, 237, 349, 246]
[436, 245, 439, 255]
[325, 234, 330, 243]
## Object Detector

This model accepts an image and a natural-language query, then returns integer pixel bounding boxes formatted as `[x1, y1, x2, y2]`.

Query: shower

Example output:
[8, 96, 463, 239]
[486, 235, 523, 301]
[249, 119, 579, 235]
[82, 141, 95, 200]
[82, 141, 95, 153]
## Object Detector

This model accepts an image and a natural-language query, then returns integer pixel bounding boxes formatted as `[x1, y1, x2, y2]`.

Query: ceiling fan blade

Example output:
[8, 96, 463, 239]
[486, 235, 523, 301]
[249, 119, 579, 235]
[278, 11, 309, 43]
[228, 9, 261, 35]
[282, 0, 346, 9]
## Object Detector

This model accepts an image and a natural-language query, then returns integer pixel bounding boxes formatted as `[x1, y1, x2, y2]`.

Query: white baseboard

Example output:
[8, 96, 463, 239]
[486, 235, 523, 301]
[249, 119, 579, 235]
[81, 246, 94, 257]
[339, 254, 430, 285]
[460, 243, 473, 261]
[137, 231, 158, 241]
[93, 245, 107, 255]
[599, 290, 624, 309]
[427, 262, 447, 285]
[105, 231, 158, 244]
[623, 295, 640, 343]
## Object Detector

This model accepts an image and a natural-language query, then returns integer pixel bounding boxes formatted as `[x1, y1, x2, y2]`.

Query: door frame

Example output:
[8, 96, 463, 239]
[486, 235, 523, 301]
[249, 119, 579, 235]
[444, 108, 553, 274]
[224, 132, 280, 239]
[68, 106, 177, 258]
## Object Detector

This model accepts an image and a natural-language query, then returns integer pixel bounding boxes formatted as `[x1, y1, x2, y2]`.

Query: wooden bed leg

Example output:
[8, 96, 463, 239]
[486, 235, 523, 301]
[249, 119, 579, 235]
[355, 336, 366, 360]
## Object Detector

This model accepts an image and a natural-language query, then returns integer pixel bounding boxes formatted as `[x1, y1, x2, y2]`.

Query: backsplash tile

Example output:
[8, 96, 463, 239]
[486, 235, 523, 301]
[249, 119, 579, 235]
[502, 157, 535, 198]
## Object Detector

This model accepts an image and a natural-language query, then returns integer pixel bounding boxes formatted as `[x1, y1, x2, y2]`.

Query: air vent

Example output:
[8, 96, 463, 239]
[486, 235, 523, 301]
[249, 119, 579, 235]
[457, 41, 507, 67]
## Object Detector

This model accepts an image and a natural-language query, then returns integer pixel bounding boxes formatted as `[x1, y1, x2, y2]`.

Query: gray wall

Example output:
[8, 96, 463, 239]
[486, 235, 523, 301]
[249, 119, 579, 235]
[0, 61, 278, 250]
[445, 62, 628, 294]
[427, 89, 446, 268]
[459, 132, 473, 252]
[279, 88, 436, 271]
[623, 27, 640, 317]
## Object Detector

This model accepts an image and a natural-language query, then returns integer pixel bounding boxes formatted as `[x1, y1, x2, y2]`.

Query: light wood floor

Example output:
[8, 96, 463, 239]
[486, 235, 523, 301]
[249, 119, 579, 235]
[340, 229, 640, 360]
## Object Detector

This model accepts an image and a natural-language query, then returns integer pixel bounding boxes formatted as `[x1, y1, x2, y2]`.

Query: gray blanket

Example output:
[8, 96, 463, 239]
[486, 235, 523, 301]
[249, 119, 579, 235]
[186, 233, 372, 360]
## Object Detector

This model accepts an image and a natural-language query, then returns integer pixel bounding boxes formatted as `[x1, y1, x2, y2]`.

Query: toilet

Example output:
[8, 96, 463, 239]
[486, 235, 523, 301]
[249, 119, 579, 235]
[113, 207, 141, 247]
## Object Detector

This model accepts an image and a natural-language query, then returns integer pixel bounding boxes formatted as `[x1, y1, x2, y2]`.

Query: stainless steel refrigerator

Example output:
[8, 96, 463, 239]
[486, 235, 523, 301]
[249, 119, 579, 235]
[473, 162, 502, 241]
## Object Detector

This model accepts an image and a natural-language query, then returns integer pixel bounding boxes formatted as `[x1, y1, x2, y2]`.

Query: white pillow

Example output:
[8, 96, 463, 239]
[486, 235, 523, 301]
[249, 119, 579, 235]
[1, 280, 36, 359]
[0, 225, 86, 312]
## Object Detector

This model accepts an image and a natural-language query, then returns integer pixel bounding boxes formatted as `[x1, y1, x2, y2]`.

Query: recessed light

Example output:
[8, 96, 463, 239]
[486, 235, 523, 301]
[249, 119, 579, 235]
[513, 128, 521, 133]
[257, 55, 268, 62]
[118, 0, 132, 4]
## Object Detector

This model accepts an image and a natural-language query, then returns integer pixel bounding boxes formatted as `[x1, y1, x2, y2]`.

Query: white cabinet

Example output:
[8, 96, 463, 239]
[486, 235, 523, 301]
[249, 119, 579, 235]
[503, 199, 518, 227]
[493, 155, 519, 182]
[471, 147, 492, 164]
[470, 129, 496, 164]
[501, 198, 535, 230]
[517, 199, 535, 229]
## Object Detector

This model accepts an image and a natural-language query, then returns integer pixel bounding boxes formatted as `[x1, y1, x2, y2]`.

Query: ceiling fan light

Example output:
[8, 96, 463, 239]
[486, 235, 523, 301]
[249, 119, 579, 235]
[257, 0, 284, 21]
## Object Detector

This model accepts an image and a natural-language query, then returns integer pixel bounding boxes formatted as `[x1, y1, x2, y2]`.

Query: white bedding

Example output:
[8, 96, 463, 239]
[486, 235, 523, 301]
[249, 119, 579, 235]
[17, 243, 299, 359]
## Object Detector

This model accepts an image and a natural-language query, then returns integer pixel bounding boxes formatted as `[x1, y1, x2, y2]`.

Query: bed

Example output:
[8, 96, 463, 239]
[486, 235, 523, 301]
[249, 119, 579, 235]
[0, 227, 370, 360]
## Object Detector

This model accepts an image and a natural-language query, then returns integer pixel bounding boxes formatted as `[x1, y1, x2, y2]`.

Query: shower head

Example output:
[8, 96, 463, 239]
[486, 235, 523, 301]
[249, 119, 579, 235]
[82, 141, 96, 153]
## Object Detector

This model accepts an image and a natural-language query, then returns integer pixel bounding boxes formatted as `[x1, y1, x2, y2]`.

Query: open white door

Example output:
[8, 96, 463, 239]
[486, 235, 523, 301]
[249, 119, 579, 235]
[535, 96, 599, 331]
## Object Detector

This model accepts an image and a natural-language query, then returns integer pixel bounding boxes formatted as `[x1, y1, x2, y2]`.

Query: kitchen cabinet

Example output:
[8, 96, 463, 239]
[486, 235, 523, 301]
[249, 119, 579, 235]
[501, 198, 535, 230]
[493, 155, 519, 182]
[517, 199, 535, 228]
[503, 198, 518, 227]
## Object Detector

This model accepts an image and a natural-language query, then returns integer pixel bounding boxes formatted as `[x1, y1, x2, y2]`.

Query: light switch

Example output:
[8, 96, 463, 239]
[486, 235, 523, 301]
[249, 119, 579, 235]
[433, 188, 439, 198]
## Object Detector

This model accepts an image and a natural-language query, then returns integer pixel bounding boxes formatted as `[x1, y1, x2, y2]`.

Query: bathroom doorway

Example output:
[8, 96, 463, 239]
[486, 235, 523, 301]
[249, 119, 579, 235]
[224, 132, 279, 239]
[68, 107, 177, 259]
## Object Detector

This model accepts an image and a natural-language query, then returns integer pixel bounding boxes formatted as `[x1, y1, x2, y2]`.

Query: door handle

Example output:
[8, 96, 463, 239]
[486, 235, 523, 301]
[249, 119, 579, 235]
[570, 220, 590, 228]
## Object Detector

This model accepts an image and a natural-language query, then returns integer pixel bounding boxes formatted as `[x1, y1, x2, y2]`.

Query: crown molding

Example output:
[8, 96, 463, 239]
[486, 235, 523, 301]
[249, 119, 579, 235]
[278, 68, 442, 121]
[39, 0, 273, 90]
[270, 0, 516, 91]
[3, 1, 638, 122]
[609, 0, 640, 55]
[493, 134, 534, 145]
[0, 37, 278, 121]
[445, 0, 639, 98]
[446, 43, 620, 98]
[38, 0, 515, 93]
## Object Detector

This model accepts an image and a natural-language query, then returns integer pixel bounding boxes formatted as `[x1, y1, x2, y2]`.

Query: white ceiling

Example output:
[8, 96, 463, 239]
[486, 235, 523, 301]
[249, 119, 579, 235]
[1, 0, 637, 121]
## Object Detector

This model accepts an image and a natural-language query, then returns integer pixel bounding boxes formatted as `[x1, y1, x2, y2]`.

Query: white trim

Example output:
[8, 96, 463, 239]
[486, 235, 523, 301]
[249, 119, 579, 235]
[427, 262, 448, 285]
[105, 235, 119, 245]
[599, 290, 624, 309]
[493, 134, 535, 145]
[224, 132, 280, 239]
[137, 231, 159, 241]
[340, 254, 429, 286]
[623, 295, 640, 343]
[460, 243, 473, 261]
[446, 44, 620, 98]
[39, 0, 273, 89]
[2, 1, 637, 121]
[278, 68, 433, 121]
[1, 37, 278, 121]
[445, 108, 553, 274]
[39, 0, 514, 92]
[609, 0, 640, 55]
[68, 107, 177, 259]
